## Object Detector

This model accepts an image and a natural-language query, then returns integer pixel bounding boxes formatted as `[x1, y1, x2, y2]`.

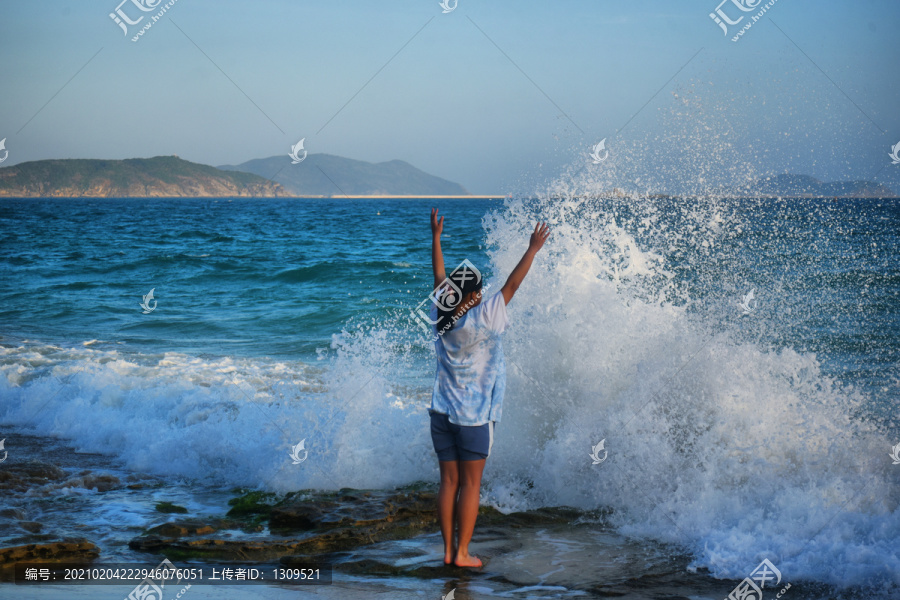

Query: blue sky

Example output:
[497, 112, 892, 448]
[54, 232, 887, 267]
[1, 0, 898, 194]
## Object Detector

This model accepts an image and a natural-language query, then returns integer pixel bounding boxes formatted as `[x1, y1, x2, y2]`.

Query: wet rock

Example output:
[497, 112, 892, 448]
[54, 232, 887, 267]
[481, 505, 588, 527]
[145, 519, 245, 538]
[300, 556, 463, 579]
[269, 490, 437, 532]
[327, 557, 408, 576]
[0, 508, 26, 520]
[155, 502, 188, 514]
[0, 539, 99, 565]
[130, 537, 321, 562]
[268, 502, 338, 530]
[225, 491, 280, 521]
[129, 489, 439, 562]
[2, 534, 57, 546]
[0, 539, 100, 581]
[0, 462, 122, 494]
[147, 522, 215, 538]
[74, 473, 121, 492]
[0, 462, 67, 492]
[18, 522, 43, 534]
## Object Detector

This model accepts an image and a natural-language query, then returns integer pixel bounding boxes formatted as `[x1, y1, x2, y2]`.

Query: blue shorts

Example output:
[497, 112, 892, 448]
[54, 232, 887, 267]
[430, 411, 494, 462]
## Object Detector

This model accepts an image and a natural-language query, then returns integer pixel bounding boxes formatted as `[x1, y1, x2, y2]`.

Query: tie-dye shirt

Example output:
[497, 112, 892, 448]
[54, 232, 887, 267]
[430, 291, 509, 426]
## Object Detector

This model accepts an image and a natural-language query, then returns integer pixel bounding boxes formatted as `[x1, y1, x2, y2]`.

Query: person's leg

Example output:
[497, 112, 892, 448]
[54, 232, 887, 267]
[431, 412, 462, 564]
[437, 460, 460, 564]
[454, 458, 486, 567]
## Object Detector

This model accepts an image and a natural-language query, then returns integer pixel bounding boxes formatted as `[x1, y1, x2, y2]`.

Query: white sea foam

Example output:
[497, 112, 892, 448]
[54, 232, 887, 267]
[465, 155, 899, 589]
[0, 341, 435, 492]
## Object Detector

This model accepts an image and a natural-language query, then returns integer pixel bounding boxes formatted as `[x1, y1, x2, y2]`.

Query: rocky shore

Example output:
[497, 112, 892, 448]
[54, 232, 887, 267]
[0, 457, 836, 599]
[127, 487, 445, 561]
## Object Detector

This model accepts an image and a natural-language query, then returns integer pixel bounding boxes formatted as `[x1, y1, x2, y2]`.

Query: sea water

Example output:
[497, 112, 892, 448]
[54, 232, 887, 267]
[0, 192, 898, 595]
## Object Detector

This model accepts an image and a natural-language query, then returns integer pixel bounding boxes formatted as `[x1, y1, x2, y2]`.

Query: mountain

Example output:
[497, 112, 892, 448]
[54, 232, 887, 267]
[0, 156, 286, 197]
[737, 174, 895, 198]
[218, 154, 469, 196]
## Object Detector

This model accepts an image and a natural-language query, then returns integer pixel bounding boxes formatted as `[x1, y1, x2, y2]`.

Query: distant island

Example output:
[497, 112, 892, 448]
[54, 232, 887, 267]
[0, 156, 286, 198]
[218, 154, 469, 197]
[0, 154, 472, 198]
[733, 174, 895, 198]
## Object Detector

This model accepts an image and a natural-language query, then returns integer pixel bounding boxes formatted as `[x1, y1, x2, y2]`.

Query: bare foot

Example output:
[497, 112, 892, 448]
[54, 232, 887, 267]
[443, 545, 457, 565]
[453, 553, 482, 568]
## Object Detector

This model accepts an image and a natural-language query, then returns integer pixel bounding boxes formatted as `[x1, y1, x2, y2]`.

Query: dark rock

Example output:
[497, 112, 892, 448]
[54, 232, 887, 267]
[269, 490, 437, 532]
[76, 474, 121, 492]
[128, 536, 343, 562]
[226, 491, 279, 520]
[18, 522, 42, 534]
[300, 556, 467, 579]
[0, 539, 100, 581]
[267, 503, 334, 530]
[0, 462, 67, 492]
[145, 519, 246, 538]
[155, 502, 188, 514]
[0, 539, 101, 564]
[129, 489, 439, 562]
[0, 508, 26, 520]
[0, 463, 122, 495]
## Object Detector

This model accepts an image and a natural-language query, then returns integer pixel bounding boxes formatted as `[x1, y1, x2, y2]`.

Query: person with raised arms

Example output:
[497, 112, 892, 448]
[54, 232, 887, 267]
[427, 207, 550, 568]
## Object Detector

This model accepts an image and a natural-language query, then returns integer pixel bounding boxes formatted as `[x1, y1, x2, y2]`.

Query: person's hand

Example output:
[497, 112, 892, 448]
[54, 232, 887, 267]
[528, 222, 550, 253]
[431, 208, 444, 237]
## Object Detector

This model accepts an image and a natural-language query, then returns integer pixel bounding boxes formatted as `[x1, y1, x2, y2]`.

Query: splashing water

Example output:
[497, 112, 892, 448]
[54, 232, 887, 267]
[464, 133, 900, 588]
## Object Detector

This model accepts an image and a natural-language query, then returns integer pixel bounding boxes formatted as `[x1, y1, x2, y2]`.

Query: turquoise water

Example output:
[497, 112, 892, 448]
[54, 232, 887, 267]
[1, 195, 899, 593]
[0, 198, 490, 358]
[1, 197, 897, 395]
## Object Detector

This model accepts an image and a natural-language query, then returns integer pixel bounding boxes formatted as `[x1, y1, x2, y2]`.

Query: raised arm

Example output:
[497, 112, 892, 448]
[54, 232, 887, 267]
[431, 208, 446, 290]
[500, 222, 550, 305]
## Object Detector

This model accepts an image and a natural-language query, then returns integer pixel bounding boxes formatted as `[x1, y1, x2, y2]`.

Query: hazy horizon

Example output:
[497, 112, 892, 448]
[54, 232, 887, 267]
[1, 0, 899, 195]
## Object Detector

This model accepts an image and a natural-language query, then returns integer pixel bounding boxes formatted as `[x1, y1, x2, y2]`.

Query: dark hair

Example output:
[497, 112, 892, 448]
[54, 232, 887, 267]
[437, 264, 483, 334]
